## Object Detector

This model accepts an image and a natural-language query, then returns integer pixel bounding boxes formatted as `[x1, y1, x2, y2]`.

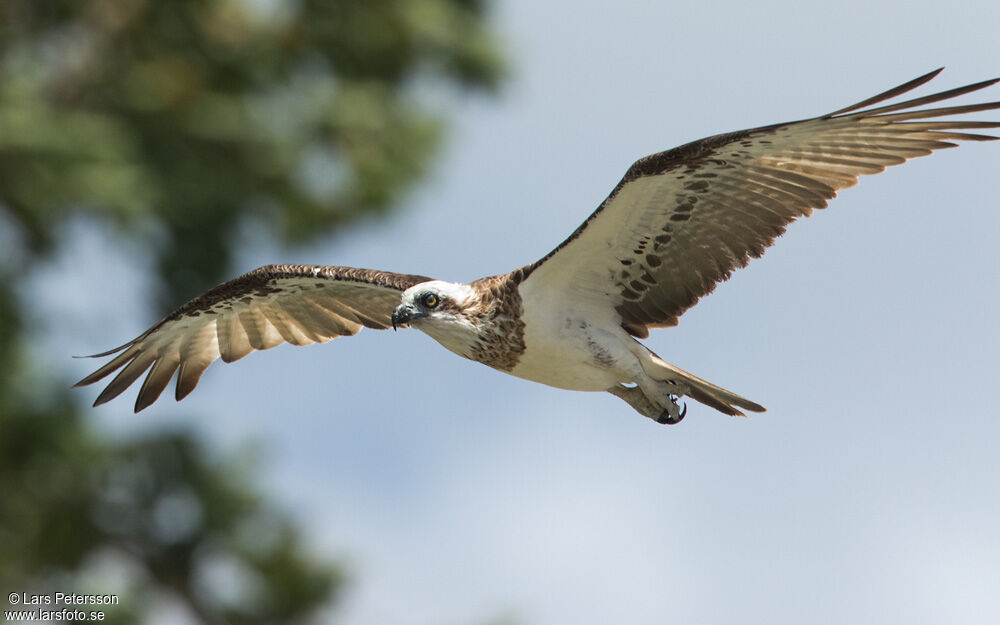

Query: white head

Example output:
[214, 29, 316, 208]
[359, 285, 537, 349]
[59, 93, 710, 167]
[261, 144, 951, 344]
[392, 281, 481, 359]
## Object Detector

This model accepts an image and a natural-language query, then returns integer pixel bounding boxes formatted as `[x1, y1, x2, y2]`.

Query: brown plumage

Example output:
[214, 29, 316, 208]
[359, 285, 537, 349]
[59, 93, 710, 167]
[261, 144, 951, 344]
[518, 68, 1000, 338]
[466, 274, 527, 371]
[76, 70, 999, 422]
[76, 265, 431, 412]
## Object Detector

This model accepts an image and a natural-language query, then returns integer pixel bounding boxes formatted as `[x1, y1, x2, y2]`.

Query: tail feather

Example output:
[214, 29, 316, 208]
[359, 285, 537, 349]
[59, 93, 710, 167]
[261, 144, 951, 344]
[644, 353, 766, 417]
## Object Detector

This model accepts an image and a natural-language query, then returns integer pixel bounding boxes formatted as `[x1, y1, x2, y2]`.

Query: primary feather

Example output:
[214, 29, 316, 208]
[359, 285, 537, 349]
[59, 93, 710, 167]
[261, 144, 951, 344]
[76, 70, 998, 422]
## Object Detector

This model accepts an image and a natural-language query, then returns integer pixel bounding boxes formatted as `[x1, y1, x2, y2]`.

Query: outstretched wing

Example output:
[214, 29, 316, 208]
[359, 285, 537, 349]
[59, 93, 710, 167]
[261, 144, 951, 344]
[517, 69, 1000, 337]
[76, 264, 432, 412]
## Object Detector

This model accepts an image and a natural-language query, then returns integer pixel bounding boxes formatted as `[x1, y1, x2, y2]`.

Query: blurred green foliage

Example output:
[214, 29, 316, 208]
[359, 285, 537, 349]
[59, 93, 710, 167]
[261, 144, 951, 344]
[0, 387, 340, 623]
[0, 0, 503, 622]
[0, 0, 502, 305]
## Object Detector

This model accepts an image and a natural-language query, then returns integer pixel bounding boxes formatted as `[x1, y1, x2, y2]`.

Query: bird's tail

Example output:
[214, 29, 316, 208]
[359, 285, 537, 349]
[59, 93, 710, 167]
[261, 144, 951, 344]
[643, 352, 766, 417]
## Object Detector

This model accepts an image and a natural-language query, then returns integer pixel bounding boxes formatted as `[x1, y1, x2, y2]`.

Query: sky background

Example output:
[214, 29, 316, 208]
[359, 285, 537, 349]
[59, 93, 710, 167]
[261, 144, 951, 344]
[31, 0, 1000, 623]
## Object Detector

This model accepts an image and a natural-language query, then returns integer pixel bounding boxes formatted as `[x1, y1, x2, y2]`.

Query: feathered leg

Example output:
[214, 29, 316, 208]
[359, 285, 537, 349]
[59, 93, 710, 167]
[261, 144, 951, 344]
[608, 384, 687, 425]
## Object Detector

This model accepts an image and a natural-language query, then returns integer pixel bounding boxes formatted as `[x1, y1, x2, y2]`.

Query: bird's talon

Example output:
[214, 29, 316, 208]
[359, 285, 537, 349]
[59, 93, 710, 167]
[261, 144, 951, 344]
[656, 399, 686, 425]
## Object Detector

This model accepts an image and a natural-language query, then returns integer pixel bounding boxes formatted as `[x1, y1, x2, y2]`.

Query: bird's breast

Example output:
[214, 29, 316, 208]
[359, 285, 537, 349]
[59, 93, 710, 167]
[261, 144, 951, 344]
[507, 305, 628, 392]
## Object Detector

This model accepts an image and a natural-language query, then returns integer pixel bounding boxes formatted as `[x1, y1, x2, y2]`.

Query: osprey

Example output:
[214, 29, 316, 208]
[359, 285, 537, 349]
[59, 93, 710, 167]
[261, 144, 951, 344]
[77, 69, 999, 424]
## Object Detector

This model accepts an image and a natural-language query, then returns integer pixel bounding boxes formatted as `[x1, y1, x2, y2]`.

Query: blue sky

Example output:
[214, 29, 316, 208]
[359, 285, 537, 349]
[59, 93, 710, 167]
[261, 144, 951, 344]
[36, 0, 1000, 623]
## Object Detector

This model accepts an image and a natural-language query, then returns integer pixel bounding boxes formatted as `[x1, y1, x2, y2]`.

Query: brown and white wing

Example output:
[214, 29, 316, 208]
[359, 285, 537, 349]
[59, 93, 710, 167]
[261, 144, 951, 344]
[75, 264, 432, 412]
[517, 69, 1000, 337]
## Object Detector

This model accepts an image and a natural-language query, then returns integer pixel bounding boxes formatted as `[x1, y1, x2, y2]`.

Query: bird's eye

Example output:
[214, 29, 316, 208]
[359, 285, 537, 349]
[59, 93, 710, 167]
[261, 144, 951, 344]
[421, 293, 439, 308]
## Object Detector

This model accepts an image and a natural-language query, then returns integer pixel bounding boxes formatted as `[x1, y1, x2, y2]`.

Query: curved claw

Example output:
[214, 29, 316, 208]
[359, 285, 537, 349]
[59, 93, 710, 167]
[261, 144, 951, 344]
[656, 400, 687, 425]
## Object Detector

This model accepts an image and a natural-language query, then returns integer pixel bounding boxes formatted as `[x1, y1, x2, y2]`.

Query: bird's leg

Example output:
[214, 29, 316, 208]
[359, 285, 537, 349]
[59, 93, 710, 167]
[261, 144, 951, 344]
[648, 379, 689, 425]
[607, 384, 686, 425]
[607, 384, 659, 420]
[657, 394, 687, 425]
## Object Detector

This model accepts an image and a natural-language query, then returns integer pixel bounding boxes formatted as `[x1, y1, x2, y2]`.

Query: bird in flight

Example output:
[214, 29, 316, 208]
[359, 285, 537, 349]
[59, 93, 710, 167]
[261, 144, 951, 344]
[77, 69, 999, 424]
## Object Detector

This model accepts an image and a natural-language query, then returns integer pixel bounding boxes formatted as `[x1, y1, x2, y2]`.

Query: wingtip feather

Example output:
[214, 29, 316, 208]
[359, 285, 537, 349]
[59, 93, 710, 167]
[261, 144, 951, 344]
[73, 339, 140, 359]
[824, 68, 945, 117]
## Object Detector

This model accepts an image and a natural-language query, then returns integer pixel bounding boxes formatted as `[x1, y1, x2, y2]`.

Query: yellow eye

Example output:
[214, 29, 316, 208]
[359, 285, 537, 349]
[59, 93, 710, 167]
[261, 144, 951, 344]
[421, 293, 439, 308]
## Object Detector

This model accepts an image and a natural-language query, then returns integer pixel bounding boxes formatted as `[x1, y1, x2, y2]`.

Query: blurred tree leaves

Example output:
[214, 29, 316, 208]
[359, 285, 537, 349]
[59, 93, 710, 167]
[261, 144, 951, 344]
[0, 0, 503, 305]
[1, 391, 341, 623]
[0, 0, 504, 622]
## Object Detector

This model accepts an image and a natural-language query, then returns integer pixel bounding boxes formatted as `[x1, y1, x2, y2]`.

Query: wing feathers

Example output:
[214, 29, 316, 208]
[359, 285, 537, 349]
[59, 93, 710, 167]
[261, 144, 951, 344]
[519, 70, 998, 337]
[836, 78, 998, 118]
[75, 344, 142, 389]
[742, 168, 834, 205]
[77, 265, 432, 411]
[175, 322, 219, 401]
[283, 299, 339, 342]
[893, 120, 1000, 130]
[176, 357, 212, 401]
[238, 309, 282, 350]
[292, 296, 358, 337]
[874, 100, 1000, 122]
[322, 297, 394, 329]
[824, 67, 943, 116]
[260, 303, 308, 345]
[136, 354, 180, 412]
[94, 350, 157, 407]
[217, 313, 254, 363]
[304, 295, 366, 333]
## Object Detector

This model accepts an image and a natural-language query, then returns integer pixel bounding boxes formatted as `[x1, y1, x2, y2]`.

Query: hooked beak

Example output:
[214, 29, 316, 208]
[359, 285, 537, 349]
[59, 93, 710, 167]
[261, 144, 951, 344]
[391, 304, 416, 331]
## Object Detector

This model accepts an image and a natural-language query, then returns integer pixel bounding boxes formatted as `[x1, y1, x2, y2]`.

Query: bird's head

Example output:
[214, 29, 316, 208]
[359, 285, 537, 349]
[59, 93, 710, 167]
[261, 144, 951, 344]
[393, 281, 481, 358]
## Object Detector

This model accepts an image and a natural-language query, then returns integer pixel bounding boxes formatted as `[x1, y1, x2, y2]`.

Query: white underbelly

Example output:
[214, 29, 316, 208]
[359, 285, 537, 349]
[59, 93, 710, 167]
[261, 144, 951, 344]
[507, 311, 632, 392]
[508, 348, 619, 390]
